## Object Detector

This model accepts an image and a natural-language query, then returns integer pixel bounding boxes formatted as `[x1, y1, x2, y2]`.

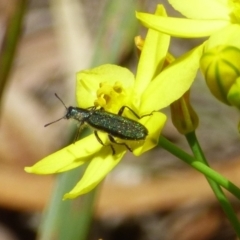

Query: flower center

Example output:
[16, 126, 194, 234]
[94, 81, 130, 113]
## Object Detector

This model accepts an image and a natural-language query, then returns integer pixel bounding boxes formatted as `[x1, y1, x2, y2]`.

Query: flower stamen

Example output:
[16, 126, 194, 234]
[94, 81, 128, 113]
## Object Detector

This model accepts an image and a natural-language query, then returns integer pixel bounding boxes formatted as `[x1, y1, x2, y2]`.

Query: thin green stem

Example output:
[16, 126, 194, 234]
[39, 166, 98, 240]
[158, 136, 240, 200]
[0, 0, 27, 104]
[185, 131, 240, 237]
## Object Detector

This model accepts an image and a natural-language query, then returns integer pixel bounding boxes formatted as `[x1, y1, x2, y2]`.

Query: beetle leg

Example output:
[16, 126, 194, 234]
[108, 135, 132, 152]
[73, 121, 85, 143]
[87, 106, 97, 110]
[94, 131, 115, 155]
[118, 106, 153, 119]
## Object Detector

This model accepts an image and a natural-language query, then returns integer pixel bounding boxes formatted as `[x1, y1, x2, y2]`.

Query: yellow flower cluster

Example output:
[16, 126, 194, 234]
[25, 1, 239, 199]
[137, 0, 240, 109]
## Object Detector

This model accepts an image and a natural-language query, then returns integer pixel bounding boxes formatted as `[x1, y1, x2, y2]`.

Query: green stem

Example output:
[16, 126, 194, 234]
[158, 136, 240, 200]
[185, 131, 240, 237]
[0, 0, 27, 104]
[39, 166, 98, 240]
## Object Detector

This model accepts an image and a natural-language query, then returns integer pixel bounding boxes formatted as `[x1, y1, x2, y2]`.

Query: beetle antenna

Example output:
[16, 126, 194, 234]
[55, 93, 68, 110]
[44, 93, 68, 127]
[44, 116, 66, 127]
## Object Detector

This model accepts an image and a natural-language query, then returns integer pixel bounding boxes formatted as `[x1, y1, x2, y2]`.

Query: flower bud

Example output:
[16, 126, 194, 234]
[200, 45, 240, 107]
[134, 36, 144, 51]
[170, 91, 199, 135]
[227, 77, 240, 109]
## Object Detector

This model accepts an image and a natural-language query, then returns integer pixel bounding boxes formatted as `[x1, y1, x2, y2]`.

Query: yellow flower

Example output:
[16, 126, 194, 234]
[136, 0, 235, 38]
[136, 0, 240, 106]
[25, 5, 202, 199]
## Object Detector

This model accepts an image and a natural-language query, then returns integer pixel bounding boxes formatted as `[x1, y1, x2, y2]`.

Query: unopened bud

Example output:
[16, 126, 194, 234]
[170, 91, 199, 135]
[200, 45, 240, 107]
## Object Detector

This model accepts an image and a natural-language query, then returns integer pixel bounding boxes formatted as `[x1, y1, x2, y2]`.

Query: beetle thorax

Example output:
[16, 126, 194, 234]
[66, 107, 90, 122]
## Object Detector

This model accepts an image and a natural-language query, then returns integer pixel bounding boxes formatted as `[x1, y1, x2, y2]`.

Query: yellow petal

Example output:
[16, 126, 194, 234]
[25, 134, 102, 174]
[136, 13, 229, 37]
[169, 0, 231, 20]
[63, 148, 126, 199]
[133, 112, 166, 156]
[76, 64, 135, 108]
[205, 24, 240, 50]
[135, 5, 170, 95]
[140, 44, 204, 113]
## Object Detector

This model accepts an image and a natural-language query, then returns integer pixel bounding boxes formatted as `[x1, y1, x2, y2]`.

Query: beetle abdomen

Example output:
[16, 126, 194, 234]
[87, 110, 148, 140]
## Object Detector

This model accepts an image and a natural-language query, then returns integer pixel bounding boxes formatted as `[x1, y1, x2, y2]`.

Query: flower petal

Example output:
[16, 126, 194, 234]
[169, 0, 230, 20]
[205, 24, 240, 50]
[63, 148, 126, 199]
[140, 44, 204, 113]
[25, 134, 102, 174]
[76, 64, 135, 108]
[136, 13, 230, 37]
[133, 112, 166, 156]
[135, 5, 170, 95]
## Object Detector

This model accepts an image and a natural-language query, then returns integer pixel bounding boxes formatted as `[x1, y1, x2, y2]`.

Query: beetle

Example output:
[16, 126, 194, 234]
[45, 93, 151, 154]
